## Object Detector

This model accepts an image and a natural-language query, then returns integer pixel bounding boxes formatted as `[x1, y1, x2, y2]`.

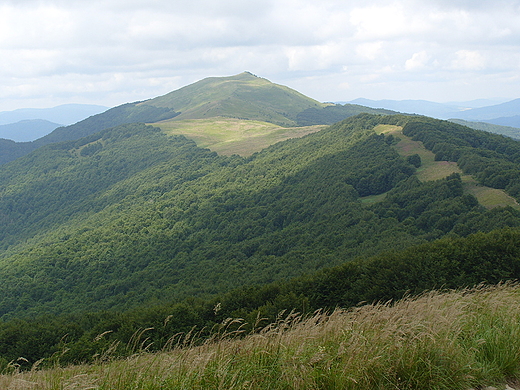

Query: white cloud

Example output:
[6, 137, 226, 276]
[405, 51, 431, 71]
[451, 50, 486, 70]
[285, 43, 347, 71]
[1, 0, 520, 110]
[356, 42, 383, 61]
[0, 4, 74, 49]
[351, 4, 402, 39]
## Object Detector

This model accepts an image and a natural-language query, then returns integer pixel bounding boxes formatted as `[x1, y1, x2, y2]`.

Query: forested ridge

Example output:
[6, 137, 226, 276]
[1, 111, 520, 369]
[0, 73, 393, 165]
[1, 228, 520, 370]
[403, 117, 520, 200]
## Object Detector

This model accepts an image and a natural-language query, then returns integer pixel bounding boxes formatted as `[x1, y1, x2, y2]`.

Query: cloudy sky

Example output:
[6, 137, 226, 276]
[1, 0, 519, 111]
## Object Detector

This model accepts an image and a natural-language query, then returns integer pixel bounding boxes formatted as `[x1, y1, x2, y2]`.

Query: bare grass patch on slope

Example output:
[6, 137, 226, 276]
[373, 124, 519, 210]
[152, 117, 326, 156]
[374, 124, 462, 181]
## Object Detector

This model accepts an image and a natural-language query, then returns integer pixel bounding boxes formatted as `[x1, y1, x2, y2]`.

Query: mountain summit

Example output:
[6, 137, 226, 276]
[145, 72, 325, 126]
[0, 73, 392, 165]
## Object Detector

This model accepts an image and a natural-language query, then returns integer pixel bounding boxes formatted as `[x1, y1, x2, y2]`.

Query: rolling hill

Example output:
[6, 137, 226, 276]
[1, 74, 520, 370]
[0, 104, 108, 126]
[1, 113, 520, 320]
[0, 119, 61, 142]
[0, 72, 394, 165]
[144, 71, 324, 126]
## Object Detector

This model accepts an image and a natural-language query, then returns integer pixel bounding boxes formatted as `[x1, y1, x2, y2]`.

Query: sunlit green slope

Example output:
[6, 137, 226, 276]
[0, 73, 394, 165]
[1, 114, 520, 320]
[145, 72, 324, 126]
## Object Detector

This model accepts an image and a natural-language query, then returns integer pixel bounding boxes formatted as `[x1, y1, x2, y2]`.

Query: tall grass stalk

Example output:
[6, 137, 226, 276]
[2, 283, 520, 389]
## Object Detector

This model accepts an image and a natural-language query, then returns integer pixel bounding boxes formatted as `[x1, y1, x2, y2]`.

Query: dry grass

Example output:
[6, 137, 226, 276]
[3, 284, 520, 389]
[151, 117, 326, 156]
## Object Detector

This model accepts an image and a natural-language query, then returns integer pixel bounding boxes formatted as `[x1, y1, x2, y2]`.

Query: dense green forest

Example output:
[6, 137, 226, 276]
[1, 82, 520, 371]
[403, 118, 520, 200]
[3, 114, 520, 322]
[1, 227, 520, 370]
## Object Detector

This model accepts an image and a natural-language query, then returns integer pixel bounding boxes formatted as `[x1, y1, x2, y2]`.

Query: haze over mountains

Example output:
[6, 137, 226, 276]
[0, 120, 62, 143]
[0, 104, 109, 126]
[1, 72, 520, 372]
[0, 104, 109, 142]
[348, 97, 520, 132]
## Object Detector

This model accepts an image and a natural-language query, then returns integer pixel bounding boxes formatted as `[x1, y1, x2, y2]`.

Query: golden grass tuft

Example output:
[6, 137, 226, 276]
[3, 284, 520, 389]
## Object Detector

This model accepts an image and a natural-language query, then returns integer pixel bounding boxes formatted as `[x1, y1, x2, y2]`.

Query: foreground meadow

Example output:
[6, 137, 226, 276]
[3, 283, 520, 389]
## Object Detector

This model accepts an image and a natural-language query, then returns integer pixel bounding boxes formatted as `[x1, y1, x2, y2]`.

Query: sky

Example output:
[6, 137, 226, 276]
[1, 0, 520, 111]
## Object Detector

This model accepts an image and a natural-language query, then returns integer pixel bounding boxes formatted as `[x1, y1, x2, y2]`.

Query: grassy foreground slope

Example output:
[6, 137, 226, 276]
[1, 227, 520, 371]
[3, 283, 520, 390]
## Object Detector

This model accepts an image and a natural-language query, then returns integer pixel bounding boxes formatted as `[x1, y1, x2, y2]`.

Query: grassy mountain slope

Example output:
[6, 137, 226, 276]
[1, 114, 520, 322]
[4, 284, 520, 390]
[0, 73, 394, 165]
[145, 72, 324, 126]
[152, 117, 327, 156]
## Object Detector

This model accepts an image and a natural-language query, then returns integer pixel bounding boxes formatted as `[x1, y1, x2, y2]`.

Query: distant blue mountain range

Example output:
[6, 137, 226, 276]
[346, 98, 520, 128]
[0, 104, 108, 142]
[0, 104, 108, 126]
[0, 120, 62, 142]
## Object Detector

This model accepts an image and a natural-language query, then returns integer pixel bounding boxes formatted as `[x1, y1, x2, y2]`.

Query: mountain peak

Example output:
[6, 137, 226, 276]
[143, 72, 324, 126]
[240, 70, 258, 77]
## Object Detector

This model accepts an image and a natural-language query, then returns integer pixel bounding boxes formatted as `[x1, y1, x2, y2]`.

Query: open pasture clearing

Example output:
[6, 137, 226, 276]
[152, 117, 326, 156]
[373, 124, 519, 210]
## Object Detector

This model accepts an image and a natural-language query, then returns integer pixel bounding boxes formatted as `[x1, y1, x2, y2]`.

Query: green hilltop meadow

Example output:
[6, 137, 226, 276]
[1, 73, 520, 388]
